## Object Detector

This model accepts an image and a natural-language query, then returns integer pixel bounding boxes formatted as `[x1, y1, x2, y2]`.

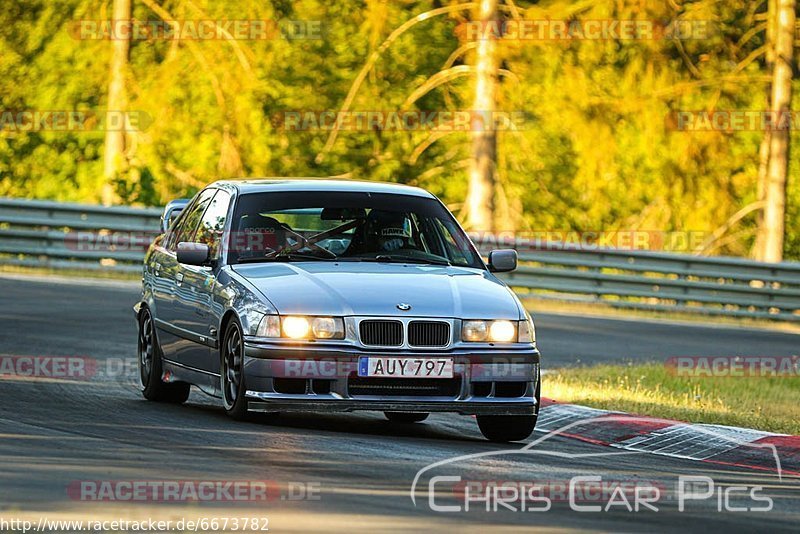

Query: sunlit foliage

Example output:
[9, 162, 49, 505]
[0, 0, 797, 258]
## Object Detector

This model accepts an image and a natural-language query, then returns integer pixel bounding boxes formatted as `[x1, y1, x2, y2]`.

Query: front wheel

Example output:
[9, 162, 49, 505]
[476, 414, 537, 442]
[138, 308, 190, 404]
[384, 412, 429, 423]
[221, 319, 249, 420]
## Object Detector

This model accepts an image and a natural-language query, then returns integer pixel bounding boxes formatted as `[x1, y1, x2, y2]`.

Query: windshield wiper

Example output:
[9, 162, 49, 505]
[371, 254, 451, 266]
[236, 252, 336, 264]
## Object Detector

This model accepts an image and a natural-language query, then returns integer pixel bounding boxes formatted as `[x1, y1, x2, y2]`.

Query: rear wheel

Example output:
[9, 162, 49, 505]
[384, 412, 429, 423]
[476, 414, 537, 442]
[138, 308, 190, 403]
[221, 319, 249, 420]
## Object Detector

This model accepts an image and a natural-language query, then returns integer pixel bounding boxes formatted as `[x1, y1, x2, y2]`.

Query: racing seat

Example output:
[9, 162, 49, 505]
[234, 214, 286, 258]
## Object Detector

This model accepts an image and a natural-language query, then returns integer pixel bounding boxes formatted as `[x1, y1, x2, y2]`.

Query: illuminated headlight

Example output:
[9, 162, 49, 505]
[282, 316, 311, 338]
[257, 315, 344, 340]
[489, 320, 516, 342]
[462, 320, 519, 342]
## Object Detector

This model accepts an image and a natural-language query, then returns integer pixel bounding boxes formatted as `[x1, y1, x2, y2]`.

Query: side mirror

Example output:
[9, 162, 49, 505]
[488, 249, 517, 273]
[161, 199, 190, 233]
[177, 242, 210, 266]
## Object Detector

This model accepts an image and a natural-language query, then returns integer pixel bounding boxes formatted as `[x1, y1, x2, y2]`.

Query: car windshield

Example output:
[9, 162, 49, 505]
[227, 191, 484, 269]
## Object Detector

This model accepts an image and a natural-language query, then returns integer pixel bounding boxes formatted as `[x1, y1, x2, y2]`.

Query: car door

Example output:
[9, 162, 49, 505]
[173, 189, 232, 373]
[158, 188, 217, 370]
[150, 195, 198, 338]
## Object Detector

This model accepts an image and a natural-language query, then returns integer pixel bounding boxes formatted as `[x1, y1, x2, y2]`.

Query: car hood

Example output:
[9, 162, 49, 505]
[230, 262, 522, 319]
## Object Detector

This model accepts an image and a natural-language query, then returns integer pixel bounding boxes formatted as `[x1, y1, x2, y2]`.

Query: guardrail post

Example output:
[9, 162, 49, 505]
[676, 260, 688, 309]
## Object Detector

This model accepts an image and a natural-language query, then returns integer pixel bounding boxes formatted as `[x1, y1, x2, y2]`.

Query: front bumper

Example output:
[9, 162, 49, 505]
[242, 341, 540, 416]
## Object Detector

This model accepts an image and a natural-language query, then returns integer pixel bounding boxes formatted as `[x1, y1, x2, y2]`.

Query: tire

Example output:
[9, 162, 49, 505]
[384, 412, 429, 423]
[476, 414, 537, 442]
[138, 308, 191, 404]
[221, 319, 249, 420]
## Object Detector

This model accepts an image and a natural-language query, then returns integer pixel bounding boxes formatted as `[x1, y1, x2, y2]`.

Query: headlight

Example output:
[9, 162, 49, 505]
[462, 319, 526, 343]
[311, 317, 341, 339]
[282, 316, 311, 338]
[257, 315, 344, 340]
[462, 320, 489, 341]
[489, 320, 516, 342]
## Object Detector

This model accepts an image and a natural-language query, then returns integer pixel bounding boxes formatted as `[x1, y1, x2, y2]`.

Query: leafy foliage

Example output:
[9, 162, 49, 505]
[0, 0, 798, 258]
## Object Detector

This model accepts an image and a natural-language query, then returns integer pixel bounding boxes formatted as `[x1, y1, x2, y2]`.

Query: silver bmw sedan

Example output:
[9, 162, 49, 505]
[135, 179, 540, 442]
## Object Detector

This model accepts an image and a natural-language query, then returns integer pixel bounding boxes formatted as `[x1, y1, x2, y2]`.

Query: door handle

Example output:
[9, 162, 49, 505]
[176, 272, 184, 286]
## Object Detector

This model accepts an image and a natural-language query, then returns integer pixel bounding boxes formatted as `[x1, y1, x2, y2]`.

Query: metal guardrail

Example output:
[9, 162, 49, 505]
[473, 238, 800, 322]
[0, 197, 161, 274]
[1, 197, 799, 321]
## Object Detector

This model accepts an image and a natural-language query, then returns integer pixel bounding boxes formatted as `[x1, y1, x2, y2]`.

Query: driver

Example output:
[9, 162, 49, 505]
[365, 210, 413, 252]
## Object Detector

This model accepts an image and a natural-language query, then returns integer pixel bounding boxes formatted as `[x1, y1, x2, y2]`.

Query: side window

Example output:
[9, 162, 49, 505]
[194, 190, 231, 259]
[164, 208, 194, 251]
[170, 189, 216, 251]
[164, 204, 192, 250]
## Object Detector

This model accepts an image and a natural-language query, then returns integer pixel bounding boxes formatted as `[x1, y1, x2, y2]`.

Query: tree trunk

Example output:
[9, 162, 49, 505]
[465, 0, 498, 233]
[102, 0, 131, 206]
[753, 0, 777, 259]
[755, 0, 795, 262]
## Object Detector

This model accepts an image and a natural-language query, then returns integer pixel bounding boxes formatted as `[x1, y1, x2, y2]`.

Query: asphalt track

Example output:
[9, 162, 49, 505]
[0, 274, 798, 532]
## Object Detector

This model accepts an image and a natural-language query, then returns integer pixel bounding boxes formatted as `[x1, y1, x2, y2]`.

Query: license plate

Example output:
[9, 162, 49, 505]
[358, 357, 454, 378]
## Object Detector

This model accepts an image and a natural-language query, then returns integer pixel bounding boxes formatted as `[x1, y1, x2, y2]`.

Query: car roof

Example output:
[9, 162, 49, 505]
[212, 178, 435, 198]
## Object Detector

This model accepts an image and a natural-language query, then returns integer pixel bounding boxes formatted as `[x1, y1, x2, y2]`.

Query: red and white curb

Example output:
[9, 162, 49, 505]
[537, 399, 800, 477]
